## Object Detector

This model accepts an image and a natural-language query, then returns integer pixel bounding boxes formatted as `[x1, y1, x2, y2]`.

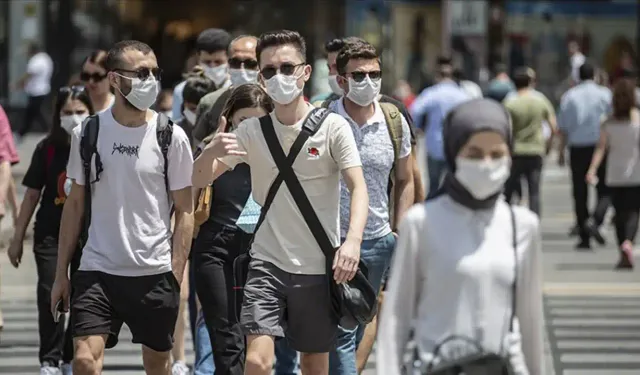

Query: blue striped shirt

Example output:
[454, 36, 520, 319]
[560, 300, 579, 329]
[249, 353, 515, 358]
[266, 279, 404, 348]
[558, 81, 612, 147]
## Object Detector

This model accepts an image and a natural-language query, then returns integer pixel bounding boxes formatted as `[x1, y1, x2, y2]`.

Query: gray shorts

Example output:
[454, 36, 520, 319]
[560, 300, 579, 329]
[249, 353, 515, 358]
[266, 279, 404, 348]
[240, 258, 338, 353]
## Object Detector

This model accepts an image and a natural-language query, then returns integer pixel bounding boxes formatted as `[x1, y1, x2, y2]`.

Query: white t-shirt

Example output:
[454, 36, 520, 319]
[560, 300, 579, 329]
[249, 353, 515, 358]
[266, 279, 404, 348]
[219, 105, 362, 274]
[67, 110, 194, 277]
[570, 52, 586, 83]
[25, 52, 53, 97]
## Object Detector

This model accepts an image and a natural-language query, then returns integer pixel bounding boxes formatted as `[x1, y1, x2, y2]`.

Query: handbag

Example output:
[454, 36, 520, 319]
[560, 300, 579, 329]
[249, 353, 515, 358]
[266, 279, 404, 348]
[232, 109, 332, 322]
[194, 185, 213, 227]
[260, 108, 378, 330]
[416, 206, 518, 375]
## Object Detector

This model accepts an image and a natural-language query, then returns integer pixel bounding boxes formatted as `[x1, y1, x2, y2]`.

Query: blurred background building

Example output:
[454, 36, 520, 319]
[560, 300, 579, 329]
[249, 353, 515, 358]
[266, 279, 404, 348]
[1, 0, 639, 127]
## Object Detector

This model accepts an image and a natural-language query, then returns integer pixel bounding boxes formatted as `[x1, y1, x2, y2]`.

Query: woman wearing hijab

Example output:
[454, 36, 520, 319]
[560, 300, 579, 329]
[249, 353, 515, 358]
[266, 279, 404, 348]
[377, 99, 544, 375]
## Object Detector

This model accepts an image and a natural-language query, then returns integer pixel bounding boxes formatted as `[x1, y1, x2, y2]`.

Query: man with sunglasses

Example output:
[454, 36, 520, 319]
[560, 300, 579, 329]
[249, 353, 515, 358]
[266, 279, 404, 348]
[173, 28, 232, 122]
[321, 40, 413, 375]
[51, 40, 194, 375]
[193, 35, 260, 143]
[193, 29, 368, 375]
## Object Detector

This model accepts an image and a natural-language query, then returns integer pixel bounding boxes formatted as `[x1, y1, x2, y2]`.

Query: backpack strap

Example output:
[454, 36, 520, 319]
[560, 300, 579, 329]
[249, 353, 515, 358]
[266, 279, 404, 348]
[80, 115, 101, 237]
[156, 112, 174, 194]
[379, 102, 404, 227]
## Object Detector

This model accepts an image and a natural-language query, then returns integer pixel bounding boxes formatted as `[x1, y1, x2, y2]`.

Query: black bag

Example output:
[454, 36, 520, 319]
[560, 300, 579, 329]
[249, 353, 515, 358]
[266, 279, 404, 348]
[417, 206, 519, 375]
[260, 108, 377, 330]
[80, 113, 174, 242]
[232, 109, 333, 322]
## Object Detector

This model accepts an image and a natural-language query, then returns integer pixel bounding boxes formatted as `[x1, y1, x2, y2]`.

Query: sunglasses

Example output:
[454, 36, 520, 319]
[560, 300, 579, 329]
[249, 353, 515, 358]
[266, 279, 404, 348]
[59, 85, 86, 94]
[260, 63, 305, 80]
[114, 67, 162, 80]
[80, 71, 107, 83]
[229, 57, 259, 70]
[344, 70, 382, 83]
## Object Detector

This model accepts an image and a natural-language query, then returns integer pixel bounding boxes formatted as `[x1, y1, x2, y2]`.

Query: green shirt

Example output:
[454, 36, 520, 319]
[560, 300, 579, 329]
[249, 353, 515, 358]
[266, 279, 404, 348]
[193, 86, 233, 143]
[504, 92, 555, 156]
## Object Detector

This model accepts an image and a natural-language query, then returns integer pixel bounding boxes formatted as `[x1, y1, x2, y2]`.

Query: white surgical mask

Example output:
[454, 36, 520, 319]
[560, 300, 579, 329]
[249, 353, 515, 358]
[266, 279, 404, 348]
[346, 76, 381, 107]
[204, 64, 229, 86]
[183, 109, 196, 124]
[63, 177, 72, 196]
[229, 68, 258, 87]
[116, 74, 159, 111]
[60, 114, 88, 134]
[265, 73, 304, 105]
[328, 75, 344, 96]
[454, 156, 511, 200]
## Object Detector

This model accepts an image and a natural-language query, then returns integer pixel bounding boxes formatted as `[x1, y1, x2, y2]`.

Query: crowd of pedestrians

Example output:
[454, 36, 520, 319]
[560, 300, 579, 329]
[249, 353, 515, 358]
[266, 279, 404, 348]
[0, 23, 637, 375]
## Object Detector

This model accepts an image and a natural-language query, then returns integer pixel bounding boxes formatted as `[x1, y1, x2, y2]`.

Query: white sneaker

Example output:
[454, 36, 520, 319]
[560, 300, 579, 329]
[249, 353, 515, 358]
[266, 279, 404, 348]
[40, 364, 61, 375]
[61, 362, 73, 375]
[171, 361, 190, 375]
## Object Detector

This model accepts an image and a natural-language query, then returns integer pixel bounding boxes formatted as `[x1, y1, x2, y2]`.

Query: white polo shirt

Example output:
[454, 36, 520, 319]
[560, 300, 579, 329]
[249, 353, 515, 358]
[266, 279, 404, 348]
[219, 104, 362, 274]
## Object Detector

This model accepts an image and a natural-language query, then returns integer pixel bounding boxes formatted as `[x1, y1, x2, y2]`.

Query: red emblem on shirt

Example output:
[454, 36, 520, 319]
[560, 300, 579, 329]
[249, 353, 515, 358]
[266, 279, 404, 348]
[307, 147, 320, 158]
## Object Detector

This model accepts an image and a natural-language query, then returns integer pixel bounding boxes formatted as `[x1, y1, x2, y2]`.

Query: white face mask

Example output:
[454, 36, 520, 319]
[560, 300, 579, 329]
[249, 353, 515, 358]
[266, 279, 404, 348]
[328, 75, 344, 96]
[204, 64, 229, 86]
[229, 68, 258, 87]
[116, 74, 159, 111]
[346, 76, 381, 107]
[60, 114, 89, 134]
[265, 73, 304, 105]
[454, 156, 511, 200]
[183, 109, 196, 125]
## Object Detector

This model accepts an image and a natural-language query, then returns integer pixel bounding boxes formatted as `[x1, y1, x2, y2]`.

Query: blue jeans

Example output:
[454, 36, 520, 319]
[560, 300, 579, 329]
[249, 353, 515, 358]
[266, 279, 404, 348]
[427, 156, 448, 199]
[329, 233, 397, 375]
[193, 311, 215, 375]
[274, 339, 299, 375]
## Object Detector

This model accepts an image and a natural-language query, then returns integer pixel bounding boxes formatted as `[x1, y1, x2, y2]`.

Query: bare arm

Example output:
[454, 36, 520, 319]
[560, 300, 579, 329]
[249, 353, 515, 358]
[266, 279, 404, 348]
[171, 186, 194, 284]
[11, 188, 40, 242]
[8, 178, 19, 223]
[393, 155, 414, 230]
[411, 150, 426, 203]
[192, 152, 230, 188]
[55, 182, 85, 278]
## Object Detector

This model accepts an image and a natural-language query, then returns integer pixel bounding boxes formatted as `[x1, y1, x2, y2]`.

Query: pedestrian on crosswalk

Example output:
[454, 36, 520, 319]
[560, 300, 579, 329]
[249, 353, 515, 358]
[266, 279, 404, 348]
[378, 99, 544, 375]
[586, 78, 639, 269]
[50, 40, 195, 374]
[7, 85, 94, 375]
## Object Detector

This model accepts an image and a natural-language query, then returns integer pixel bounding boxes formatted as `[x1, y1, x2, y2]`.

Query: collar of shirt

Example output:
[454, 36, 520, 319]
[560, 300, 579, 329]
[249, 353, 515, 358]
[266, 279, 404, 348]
[334, 97, 385, 129]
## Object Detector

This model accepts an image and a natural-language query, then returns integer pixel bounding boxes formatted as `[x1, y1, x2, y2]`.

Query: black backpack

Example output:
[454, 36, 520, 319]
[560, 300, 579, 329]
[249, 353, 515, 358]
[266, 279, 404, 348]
[79, 113, 173, 237]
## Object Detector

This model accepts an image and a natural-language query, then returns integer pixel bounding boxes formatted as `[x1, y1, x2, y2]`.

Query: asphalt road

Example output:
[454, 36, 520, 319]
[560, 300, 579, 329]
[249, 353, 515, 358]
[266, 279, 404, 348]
[0, 135, 639, 374]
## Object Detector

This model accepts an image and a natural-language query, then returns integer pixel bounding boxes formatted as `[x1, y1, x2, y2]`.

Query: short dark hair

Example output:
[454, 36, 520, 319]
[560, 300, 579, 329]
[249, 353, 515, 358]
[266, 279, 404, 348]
[336, 41, 379, 75]
[513, 67, 532, 89]
[324, 36, 366, 54]
[104, 40, 154, 72]
[196, 28, 231, 54]
[82, 50, 108, 70]
[437, 55, 453, 66]
[493, 63, 508, 76]
[579, 62, 595, 81]
[183, 74, 216, 106]
[256, 30, 306, 64]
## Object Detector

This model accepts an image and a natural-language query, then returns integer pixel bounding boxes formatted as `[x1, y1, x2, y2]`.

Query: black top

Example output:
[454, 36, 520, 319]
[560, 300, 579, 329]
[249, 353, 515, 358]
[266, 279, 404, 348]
[199, 163, 252, 230]
[22, 139, 70, 244]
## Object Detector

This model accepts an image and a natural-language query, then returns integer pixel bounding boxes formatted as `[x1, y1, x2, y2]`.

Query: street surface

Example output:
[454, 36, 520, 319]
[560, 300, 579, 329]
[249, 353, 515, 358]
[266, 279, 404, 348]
[0, 135, 639, 374]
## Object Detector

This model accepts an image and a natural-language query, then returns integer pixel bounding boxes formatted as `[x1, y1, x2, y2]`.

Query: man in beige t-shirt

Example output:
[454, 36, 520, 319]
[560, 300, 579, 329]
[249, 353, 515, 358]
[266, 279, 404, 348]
[192, 30, 368, 375]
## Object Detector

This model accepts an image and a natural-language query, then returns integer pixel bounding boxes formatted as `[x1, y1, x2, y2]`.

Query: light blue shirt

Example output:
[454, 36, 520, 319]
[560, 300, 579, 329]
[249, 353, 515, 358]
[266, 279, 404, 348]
[558, 81, 612, 147]
[409, 81, 470, 160]
[172, 80, 187, 122]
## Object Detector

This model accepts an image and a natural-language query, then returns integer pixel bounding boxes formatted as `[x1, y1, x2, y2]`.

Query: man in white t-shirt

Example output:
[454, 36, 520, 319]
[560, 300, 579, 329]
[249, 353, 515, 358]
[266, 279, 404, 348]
[12, 42, 53, 139]
[568, 40, 586, 85]
[51, 40, 194, 374]
[192, 30, 368, 375]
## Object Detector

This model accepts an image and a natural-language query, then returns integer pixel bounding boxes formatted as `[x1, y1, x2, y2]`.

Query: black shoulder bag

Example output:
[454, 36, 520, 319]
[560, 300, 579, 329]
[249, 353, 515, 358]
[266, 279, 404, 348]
[232, 109, 332, 322]
[419, 206, 518, 375]
[260, 108, 378, 330]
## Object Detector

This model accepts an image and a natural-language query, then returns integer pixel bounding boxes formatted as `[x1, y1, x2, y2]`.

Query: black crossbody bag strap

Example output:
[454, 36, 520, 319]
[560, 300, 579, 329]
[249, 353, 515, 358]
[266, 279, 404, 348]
[250, 110, 325, 240]
[260, 108, 335, 258]
[509, 205, 517, 332]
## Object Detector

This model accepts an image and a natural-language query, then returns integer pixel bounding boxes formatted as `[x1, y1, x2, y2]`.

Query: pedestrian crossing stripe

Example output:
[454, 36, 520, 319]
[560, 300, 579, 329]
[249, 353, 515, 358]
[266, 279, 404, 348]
[544, 283, 640, 296]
